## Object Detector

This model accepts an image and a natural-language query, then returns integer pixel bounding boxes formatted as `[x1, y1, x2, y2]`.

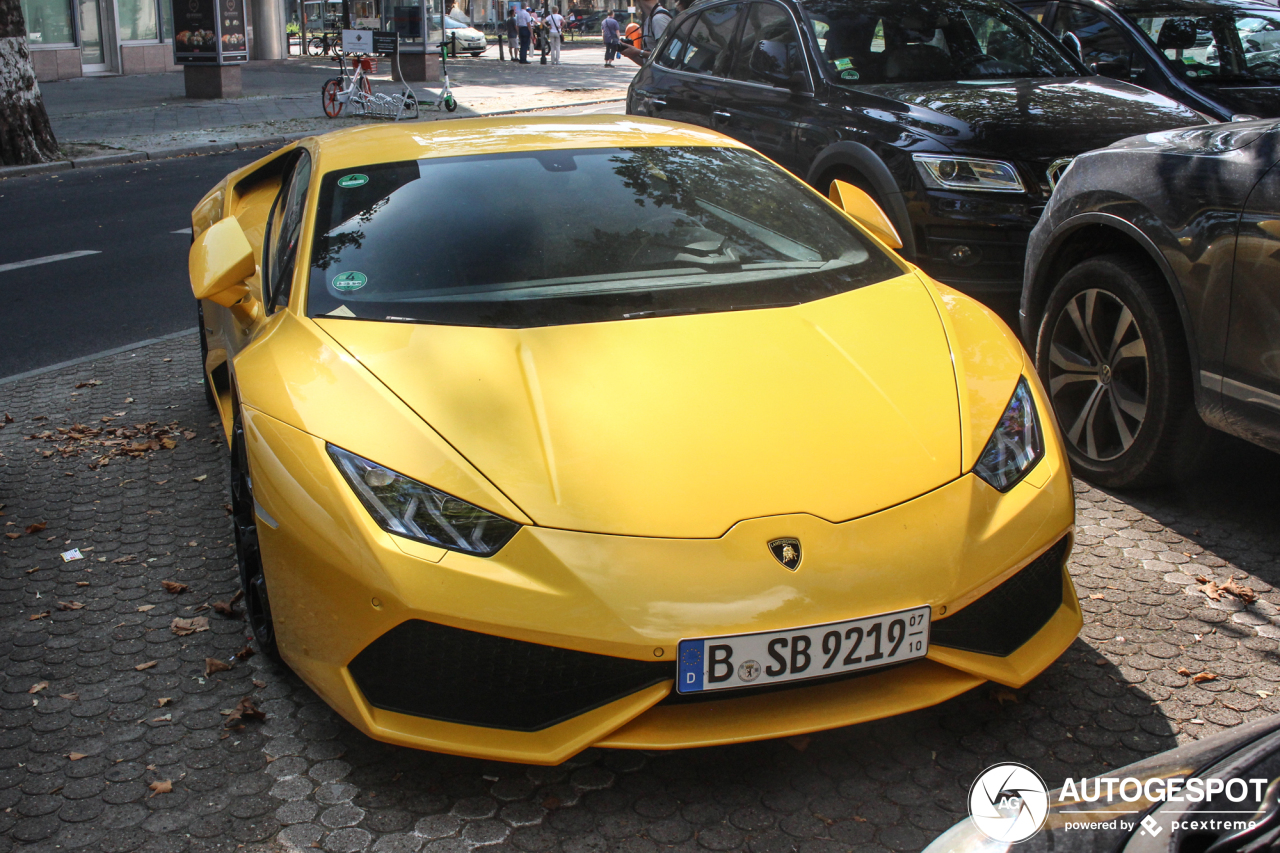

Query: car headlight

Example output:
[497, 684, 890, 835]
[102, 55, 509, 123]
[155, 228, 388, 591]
[328, 444, 520, 556]
[973, 377, 1044, 492]
[912, 154, 1026, 193]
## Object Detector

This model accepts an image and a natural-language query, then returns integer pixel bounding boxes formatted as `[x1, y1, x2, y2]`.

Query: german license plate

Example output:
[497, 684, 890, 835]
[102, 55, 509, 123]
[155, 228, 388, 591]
[676, 605, 931, 694]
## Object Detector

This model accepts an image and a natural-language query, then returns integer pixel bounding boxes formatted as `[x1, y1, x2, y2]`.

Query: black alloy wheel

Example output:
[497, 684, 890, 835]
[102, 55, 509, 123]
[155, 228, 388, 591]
[231, 412, 280, 659]
[1036, 253, 1206, 488]
[197, 303, 217, 410]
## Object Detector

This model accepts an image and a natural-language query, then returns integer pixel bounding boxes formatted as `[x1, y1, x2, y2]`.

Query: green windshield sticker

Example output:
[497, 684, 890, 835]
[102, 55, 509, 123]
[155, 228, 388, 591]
[337, 174, 369, 188]
[841, 69, 860, 80]
[332, 271, 368, 292]
[834, 57, 853, 70]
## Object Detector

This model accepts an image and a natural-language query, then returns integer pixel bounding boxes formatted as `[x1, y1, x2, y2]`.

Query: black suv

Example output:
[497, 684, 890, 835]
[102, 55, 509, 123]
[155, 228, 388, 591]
[627, 0, 1205, 296]
[1016, 0, 1280, 122]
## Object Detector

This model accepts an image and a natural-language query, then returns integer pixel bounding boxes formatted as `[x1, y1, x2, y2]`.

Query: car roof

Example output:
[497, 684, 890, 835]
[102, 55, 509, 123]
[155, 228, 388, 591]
[1106, 0, 1277, 13]
[303, 115, 743, 172]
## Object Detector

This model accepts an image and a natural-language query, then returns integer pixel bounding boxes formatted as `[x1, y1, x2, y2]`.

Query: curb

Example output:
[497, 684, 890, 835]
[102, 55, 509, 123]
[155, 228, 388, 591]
[1, 98, 623, 180]
[0, 328, 198, 386]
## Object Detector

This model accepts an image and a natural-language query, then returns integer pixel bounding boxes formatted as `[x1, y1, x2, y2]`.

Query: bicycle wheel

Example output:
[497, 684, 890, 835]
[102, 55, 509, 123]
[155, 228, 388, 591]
[402, 92, 418, 119]
[307, 36, 324, 55]
[333, 39, 344, 56]
[322, 78, 344, 117]
[359, 75, 372, 97]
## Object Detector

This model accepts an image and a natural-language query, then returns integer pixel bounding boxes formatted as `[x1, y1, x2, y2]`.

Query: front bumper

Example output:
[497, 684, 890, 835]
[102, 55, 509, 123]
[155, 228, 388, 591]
[242, 387, 1078, 764]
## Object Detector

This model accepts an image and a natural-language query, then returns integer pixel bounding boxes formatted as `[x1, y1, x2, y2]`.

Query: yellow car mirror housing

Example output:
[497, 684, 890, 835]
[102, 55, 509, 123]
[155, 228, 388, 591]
[828, 180, 903, 250]
[190, 216, 257, 308]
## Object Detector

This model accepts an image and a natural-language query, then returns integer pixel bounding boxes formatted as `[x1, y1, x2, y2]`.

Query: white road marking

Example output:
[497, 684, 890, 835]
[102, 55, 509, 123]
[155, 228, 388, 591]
[172, 227, 193, 235]
[0, 250, 101, 274]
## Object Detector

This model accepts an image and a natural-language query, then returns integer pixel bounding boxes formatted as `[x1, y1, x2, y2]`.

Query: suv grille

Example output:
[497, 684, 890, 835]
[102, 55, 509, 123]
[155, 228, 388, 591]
[348, 620, 674, 731]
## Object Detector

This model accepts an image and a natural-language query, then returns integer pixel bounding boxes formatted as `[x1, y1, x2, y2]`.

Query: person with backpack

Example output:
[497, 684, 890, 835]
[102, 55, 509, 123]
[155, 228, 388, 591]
[601, 10, 621, 67]
[618, 0, 671, 65]
[545, 6, 565, 64]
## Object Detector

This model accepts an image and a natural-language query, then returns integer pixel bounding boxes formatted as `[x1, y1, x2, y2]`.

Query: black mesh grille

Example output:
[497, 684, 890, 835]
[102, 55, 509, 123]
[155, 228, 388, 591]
[930, 537, 1069, 656]
[348, 620, 674, 731]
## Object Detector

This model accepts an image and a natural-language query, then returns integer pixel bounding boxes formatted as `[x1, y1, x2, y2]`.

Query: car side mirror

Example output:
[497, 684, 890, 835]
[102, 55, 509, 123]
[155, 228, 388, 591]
[1059, 31, 1084, 62]
[750, 40, 806, 88]
[190, 217, 260, 314]
[1156, 17, 1197, 51]
[828, 180, 903, 250]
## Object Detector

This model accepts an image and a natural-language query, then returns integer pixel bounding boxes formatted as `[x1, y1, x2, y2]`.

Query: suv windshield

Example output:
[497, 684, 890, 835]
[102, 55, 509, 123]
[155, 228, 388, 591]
[306, 146, 902, 328]
[1123, 6, 1280, 83]
[800, 0, 1079, 84]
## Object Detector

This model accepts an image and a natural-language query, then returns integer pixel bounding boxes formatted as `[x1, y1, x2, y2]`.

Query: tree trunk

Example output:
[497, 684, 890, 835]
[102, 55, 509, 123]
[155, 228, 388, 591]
[0, 0, 59, 166]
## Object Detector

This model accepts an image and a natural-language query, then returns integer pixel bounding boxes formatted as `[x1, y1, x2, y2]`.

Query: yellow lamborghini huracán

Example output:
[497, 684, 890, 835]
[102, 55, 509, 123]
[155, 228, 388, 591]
[189, 116, 1080, 765]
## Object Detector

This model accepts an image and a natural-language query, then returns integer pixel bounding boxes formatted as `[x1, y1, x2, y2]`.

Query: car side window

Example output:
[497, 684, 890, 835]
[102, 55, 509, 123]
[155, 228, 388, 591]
[730, 2, 805, 86]
[268, 150, 312, 311]
[656, 12, 698, 68]
[677, 3, 741, 76]
[1053, 4, 1134, 78]
[1018, 2, 1050, 24]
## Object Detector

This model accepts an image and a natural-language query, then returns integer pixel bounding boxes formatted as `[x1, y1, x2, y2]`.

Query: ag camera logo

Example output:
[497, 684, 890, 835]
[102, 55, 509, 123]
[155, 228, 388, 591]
[969, 763, 1050, 843]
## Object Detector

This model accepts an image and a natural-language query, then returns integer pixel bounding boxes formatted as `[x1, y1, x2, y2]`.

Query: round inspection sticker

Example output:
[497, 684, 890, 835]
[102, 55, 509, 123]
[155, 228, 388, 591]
[337, 174, 368, 188]
[331, 271, 368, 292]
[841, 69, 860, 80]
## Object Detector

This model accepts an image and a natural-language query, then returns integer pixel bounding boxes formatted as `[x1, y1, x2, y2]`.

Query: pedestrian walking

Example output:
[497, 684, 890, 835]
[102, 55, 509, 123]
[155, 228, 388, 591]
[601, 10, 621, 66]
[505, 8, 519, 60]
[546, 5, 564, 64]
[516, 3, 532, 63]
[618, 0, 670, 65]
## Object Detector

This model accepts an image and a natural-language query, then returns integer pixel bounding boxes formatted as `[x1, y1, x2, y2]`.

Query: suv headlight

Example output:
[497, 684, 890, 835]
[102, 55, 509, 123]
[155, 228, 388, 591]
[328, 445, 520, 556]
[913, 154, 1026, 193]
[973, 377, 1044, 492]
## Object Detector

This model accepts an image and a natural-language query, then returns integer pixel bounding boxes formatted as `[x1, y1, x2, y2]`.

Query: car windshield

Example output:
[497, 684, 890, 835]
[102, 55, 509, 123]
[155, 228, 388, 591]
[306, 146, 902, 328]
[799, 0, 1079, 84]
[1122, 6, 1280, 82]
[443, 16, 467, 27]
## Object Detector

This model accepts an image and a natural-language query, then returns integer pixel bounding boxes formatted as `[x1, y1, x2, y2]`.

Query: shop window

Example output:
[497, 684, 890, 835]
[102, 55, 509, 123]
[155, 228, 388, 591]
[20, 0, 76, 44]
[118, 0, 159, 41]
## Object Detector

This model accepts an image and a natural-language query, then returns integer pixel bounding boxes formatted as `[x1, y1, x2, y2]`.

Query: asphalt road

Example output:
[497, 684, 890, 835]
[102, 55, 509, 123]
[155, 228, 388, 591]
[0, 149, 271, 381]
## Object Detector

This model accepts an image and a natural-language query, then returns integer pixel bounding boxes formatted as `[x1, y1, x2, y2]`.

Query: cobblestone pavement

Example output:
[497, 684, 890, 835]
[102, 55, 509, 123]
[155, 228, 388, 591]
[3, 333, 1280, 853]
[41, 47, 636, 152]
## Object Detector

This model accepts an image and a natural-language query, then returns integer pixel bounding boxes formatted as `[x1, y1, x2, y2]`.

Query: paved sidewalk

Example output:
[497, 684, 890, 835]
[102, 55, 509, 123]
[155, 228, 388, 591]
[39, 45, 637, 155]
[4, 335, 1280, 853]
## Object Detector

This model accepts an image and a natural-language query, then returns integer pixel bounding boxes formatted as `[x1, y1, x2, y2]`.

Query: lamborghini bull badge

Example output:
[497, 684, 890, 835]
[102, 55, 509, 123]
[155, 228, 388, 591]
[768, 538, 802, 571]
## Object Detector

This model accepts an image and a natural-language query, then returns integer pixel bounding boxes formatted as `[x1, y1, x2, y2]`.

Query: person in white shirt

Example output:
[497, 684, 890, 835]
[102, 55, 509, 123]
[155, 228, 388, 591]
[515, 4, 532, 63]
[545, 6, 564, 64]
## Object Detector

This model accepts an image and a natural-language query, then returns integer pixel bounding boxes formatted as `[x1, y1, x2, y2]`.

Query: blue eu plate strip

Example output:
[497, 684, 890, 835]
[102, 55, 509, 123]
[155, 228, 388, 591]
[677, 639, 705, 693]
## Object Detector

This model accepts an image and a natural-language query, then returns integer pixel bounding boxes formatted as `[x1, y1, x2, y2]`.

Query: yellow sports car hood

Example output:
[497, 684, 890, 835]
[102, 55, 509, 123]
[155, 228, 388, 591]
[315, 273, 961, 538]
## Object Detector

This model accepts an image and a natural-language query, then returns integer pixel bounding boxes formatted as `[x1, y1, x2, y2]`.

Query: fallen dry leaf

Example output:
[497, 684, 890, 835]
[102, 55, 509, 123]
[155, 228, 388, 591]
[211, 600, 241, 619]
[28, 681, 49, 694]
[4, 532, 20, 540]
[1198, 580, 1222, 602]
[148, 780, 172, 797]
[223, 696, 267, 728]
[230, 589, 244, 606]
[74, 379, 102, 388]
[170, 616, 209, 636]
[136, 604, 155, 612]
[56, 601, 84, 611]
[25, 522, 47, 534]
[59, 693, 78, 701]
[135, 661, 158, 671]
[252, 679, 267, 689]
[1193, 672, 1218, 683]
[151, 713, 172, 723]
[68, 753, 87, 761]
[158, 697, 172, 707]
[161, 580, 188, 594]
[1220, 577, 1257, 604]
[205, 658, 233, 676]
[193, 475, 207, 482]
[786, 734, 811, 752]
[235, 645, 255, 661]
[28, 611, 51, 621]
[991, 687, 1020, 705]
[1177, 667, 1192, 676]
[1088, 593, 1105, 600]
[75, 581, 89, 587]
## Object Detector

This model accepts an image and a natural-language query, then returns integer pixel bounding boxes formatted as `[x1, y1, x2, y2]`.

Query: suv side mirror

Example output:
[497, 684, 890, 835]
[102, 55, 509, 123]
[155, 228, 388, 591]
[1059, 31, 1084, 62]
[1156, 17, 1197, 51]
[1091, 57, 1129, 77]
[828, 180, 903, 250]
[750, 39, 806, 88]
[190, 217, 259, 311]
